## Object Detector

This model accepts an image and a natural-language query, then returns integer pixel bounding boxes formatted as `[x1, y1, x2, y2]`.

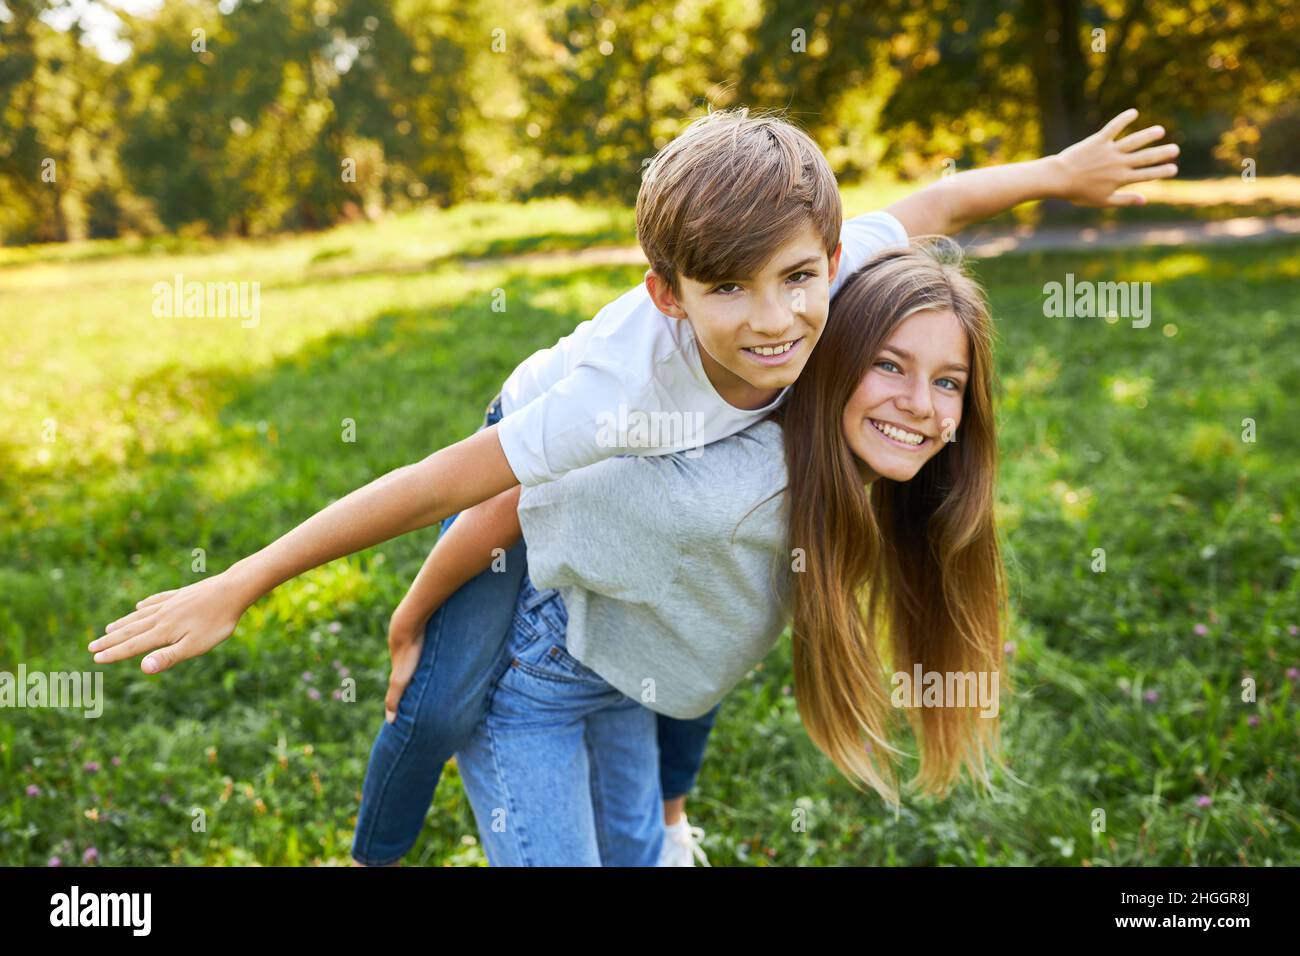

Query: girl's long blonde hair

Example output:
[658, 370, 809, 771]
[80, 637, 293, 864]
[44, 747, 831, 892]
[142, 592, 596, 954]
[772, 236, 1010, 808]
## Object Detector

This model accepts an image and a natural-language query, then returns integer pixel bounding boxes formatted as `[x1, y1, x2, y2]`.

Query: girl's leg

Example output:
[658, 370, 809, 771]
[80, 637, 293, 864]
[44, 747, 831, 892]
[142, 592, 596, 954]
[656, 703, 722, 808]
[351, 395, 526, 867]
[456, 695, 603, 867]
[456, 576, 659, 866]
[587, 700, 664, 866]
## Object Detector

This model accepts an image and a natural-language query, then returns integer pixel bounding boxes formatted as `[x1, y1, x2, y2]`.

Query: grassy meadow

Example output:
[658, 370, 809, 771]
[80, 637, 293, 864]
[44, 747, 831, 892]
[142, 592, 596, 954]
[1, 189, 1297, 866]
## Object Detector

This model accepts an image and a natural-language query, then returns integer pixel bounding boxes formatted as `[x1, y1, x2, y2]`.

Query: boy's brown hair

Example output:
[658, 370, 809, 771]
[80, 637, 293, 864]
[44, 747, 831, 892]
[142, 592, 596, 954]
[635, 107, 842, 298]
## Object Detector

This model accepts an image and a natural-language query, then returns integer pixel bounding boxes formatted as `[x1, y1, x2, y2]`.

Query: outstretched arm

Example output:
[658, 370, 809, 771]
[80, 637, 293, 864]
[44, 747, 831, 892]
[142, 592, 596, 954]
[884, 109, 1180, 236]
[89, 425, 519, 674]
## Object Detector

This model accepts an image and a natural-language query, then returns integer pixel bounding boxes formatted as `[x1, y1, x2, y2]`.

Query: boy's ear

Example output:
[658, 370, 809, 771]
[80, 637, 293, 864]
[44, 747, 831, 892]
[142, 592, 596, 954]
[645, 269, 688, 320]
[828, 241, 843, 284]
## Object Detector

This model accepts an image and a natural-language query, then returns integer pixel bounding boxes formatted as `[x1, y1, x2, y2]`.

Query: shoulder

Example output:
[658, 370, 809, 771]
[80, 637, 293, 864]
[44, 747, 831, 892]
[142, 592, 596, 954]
[663, 419, 789, 534]
[586, 282, 684, 357]
[841, 209, 909, 245]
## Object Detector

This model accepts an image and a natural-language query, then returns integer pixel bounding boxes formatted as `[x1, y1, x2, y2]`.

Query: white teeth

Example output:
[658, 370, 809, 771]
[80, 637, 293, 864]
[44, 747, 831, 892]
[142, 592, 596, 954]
[871, 419, 925, 445]
[747, 340, 795, 356]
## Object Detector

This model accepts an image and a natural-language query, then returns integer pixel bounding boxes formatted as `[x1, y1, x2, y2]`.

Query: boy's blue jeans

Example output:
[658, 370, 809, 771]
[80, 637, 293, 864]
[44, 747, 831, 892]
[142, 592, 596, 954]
[351, 395, 721, 866]
[457, 572, 663, 865]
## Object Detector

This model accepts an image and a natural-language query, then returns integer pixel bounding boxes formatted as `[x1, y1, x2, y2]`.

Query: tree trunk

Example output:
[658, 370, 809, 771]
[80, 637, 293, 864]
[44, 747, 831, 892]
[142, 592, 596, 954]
[1030, 0, 1091, 219]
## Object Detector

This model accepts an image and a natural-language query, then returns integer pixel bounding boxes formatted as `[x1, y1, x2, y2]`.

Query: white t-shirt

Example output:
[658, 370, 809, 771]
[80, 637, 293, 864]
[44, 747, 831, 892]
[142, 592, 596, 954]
[497, 210, 908, 486]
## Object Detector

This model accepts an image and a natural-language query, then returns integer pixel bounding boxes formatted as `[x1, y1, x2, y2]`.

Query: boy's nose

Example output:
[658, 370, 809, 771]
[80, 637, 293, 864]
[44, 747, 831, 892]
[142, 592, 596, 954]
[748, 298, 796, 336]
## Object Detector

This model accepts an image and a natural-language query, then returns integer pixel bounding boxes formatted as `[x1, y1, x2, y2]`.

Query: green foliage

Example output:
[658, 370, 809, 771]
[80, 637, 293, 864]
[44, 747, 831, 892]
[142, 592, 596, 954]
[4, 0, 1298, 244]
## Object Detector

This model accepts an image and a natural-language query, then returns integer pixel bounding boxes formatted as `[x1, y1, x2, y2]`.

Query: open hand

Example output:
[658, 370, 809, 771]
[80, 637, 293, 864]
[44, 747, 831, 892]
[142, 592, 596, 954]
[89, 573, 248, 673]
[1053, 108, 1180, 207]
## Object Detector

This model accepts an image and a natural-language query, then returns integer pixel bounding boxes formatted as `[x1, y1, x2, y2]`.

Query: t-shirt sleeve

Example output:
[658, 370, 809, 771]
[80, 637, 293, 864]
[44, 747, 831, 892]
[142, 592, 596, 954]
[496, 360, 659, 487]
[830, 210, 910, 296]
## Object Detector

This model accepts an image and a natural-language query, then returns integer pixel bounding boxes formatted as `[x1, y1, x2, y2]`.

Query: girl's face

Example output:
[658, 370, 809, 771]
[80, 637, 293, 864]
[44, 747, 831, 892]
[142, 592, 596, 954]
[842, 308, 971, 483]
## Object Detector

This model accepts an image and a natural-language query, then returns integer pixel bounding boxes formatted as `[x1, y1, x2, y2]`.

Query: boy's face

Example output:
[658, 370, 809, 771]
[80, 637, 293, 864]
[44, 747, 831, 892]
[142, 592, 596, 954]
[646, 221, 842, 409]
[843, 307, 970, 483]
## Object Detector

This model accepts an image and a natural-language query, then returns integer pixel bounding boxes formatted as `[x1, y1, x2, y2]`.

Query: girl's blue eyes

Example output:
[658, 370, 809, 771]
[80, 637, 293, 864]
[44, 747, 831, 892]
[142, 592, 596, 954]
[875, 359, 963, 391]
[712, 271, 816, 295]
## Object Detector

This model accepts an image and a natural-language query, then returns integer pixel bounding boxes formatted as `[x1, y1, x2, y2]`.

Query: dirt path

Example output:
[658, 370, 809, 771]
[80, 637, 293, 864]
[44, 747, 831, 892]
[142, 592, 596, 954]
[959, 212, 1300, 256]
[465, 213, 1300, 270]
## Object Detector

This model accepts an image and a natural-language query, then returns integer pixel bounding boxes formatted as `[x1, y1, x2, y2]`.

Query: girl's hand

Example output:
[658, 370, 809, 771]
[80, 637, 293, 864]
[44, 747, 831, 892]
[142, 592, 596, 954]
[1052, 108, 1180, 207]
[385, 604, 429, 724]
[89, 573, 250, 673]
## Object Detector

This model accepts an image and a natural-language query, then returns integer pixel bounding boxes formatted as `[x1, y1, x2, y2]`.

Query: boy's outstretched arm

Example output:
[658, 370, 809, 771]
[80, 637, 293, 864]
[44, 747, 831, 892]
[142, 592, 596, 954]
[89, 425, 519, 674]
[884, 108, 1180, 237]
[384, 485, 523, 724]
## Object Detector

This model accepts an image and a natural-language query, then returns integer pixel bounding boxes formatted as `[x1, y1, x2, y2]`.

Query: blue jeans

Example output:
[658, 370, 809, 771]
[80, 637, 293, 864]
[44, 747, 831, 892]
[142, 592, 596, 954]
[456, 573, 663, 865]
[350, 395, 721, 866]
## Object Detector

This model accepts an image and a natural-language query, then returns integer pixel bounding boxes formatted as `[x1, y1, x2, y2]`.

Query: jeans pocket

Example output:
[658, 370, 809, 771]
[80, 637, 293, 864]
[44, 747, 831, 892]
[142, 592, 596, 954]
[543, 641, 606, 684]
[511, 639, 606, 687]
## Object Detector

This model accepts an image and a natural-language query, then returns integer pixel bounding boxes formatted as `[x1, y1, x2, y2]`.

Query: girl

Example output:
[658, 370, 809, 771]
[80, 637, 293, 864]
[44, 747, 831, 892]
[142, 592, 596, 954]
[409, 236, 1008, 863]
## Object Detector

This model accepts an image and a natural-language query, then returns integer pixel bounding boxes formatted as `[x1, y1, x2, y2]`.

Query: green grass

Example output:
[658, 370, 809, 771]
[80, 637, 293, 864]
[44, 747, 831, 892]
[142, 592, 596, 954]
[1, 197, 1297, 866]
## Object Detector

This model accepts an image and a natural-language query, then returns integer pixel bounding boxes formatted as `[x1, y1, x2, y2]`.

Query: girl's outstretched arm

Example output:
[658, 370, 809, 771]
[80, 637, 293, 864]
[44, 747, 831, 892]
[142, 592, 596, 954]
[384, 485, 523, 723]
[88, 425, 519, 674]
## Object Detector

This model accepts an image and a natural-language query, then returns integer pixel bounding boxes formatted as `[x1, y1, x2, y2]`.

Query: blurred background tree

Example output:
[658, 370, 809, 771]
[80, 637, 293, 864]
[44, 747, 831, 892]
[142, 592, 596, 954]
[2, 0, 1297, 244]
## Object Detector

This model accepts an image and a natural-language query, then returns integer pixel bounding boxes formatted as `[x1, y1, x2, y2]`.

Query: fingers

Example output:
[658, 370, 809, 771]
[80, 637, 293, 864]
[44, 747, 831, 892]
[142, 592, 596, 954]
[135, 589, 178, 610]
[384, 678, 405, 724]
[103, 601, 162, 634]
[1106, 192, 1147, 207]
[91, 621, 173, 665]
[142, 636, 193, 674]
[384, 653, 416, 723]
[1098, 108, 1139, 140]
[1124, 163, 1179, 184]
[1116, 124, 1167, 152]
[384, 637, 421, 723]
[384, 666, 413, 724]
[90, 611, 161, 655]
[1126, 144, 1179, 167]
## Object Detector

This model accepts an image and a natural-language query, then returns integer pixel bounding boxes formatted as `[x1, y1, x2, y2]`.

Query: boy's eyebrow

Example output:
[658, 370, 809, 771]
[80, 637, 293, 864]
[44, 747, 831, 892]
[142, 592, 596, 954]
[721, 254, 822, 282]
[769, 254, 822, 276]
[881, 344, 970, 374]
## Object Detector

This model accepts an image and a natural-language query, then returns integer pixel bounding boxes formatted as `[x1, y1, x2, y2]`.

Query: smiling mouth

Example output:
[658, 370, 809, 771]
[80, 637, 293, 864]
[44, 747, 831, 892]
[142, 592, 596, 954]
[869, 418, 930, 448]
[743, 338, 800, 364]
[742, 337, 800, 357]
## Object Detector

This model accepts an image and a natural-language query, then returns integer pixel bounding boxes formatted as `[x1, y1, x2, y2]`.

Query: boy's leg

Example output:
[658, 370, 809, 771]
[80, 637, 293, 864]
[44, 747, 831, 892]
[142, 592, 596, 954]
[351, 395, 525, 867]
[656, 704, 722, 804]
[351, 535, 526, 864]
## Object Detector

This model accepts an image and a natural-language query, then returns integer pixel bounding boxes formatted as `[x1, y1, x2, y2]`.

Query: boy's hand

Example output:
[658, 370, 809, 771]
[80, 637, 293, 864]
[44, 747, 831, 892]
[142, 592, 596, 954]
[1051, 108, 1179, 207]
[89, 573, 252, 673]
[384, 604, 429, 724]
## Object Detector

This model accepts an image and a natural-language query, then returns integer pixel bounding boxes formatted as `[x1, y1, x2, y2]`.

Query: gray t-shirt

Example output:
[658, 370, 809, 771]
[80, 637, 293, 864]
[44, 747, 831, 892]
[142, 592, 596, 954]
[516, 418, 791, 719]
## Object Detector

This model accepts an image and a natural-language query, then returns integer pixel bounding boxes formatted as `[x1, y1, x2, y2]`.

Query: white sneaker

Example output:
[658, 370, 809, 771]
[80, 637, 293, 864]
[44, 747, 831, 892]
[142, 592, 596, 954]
[657, 815, 711, 867]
